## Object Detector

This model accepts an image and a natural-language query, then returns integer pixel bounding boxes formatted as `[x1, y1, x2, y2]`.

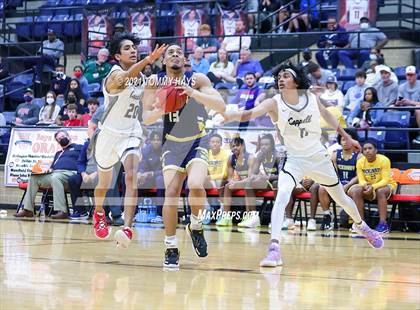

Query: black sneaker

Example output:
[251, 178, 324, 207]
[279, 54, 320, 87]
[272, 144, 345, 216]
[163, 248, 180, 268]
[186, 223, 208, 258]
[320, 212, 334, 230]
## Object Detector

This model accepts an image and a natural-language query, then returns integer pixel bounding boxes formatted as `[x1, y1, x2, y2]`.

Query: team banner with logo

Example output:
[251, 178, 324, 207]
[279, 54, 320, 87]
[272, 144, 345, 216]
[338, 0, 377, 30]
[83, 10, 112, 57]
[4, 128, 88, 187]
[176, 5, 208, 52]
[215, 3, 247, 37]
[129, 7, 155, 55]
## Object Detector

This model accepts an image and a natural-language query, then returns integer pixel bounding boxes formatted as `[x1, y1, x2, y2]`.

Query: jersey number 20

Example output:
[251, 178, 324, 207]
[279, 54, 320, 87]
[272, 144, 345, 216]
[124, 103, 140, 119]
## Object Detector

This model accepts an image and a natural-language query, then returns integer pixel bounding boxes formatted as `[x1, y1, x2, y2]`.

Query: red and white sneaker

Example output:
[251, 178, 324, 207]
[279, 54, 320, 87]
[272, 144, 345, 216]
[115, 227, 133, 249]
[93, 210, 111, 239]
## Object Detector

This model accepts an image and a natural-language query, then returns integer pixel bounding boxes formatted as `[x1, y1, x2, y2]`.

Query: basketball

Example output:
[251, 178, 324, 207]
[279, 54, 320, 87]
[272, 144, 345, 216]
[156, 84, 188, 113]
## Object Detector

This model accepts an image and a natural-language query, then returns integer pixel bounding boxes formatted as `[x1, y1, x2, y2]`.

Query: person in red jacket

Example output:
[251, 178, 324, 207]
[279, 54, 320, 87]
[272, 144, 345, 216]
[63, 104, 82, 127]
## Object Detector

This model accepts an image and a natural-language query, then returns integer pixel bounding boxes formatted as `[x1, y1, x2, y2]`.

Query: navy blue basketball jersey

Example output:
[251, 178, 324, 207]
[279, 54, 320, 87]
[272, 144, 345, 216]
[231, 152, 250, 179]
[336, 149, 358, 184]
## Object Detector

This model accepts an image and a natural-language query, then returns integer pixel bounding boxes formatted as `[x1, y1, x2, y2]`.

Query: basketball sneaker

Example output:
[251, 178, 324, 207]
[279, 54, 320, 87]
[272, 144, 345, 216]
[320, 211, 334, 230]
[260, 242, 283, 267]
[93, 210, 111, 239]
[238, 212, 261, 228]
[374, 221, 390, 234]
[164, 248, 180, 268]
[307, 218, 317, 231]
[216, 216, 232, 227]
[114, 227, 133, 249]
[352, 221, 384, 248]
[186, 223, 208, 258]
[282, 218, 295, 230]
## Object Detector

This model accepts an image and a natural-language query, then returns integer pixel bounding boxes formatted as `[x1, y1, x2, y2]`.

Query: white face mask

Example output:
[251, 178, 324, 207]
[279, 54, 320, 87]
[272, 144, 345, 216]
[369, 54, 377, 60]
[360, 23, 369, 29]
[46, 97, 55, 104]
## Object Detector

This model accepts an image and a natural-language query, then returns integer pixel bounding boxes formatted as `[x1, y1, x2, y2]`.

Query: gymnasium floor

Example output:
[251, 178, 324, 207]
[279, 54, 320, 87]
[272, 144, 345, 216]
[0, 214, 419, 310]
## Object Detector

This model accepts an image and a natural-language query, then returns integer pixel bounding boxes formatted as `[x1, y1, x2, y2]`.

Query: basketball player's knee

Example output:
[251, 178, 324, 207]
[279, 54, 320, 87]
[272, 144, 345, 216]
[165, 186, 180, 198]
[310, 183, 319, 193]
[376, 187, 389, 199]
[349, 186, 362, 198]
[318, 185, 327, 196]
[188, 179, 204, 191]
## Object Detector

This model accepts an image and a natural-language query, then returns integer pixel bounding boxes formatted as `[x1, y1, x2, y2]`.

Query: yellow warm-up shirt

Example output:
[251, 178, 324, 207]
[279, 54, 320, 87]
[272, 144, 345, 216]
[208, 149, 230, 181]
[356, 154, 397, 191]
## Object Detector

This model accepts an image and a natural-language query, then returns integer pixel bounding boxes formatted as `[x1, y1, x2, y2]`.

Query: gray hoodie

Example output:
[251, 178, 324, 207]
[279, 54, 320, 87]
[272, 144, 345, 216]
[344, 83, 368, 110]
[374, 80, 398, 107]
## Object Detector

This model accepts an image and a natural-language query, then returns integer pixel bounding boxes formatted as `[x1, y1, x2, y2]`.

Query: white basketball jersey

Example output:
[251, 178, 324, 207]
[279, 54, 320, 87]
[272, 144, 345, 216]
[274, 92, 325, 157]
[101, 65, 143, 137]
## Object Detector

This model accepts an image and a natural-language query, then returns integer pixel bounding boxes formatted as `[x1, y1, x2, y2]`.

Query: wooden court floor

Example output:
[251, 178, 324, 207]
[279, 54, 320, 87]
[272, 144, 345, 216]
[0, 213, 419, 310]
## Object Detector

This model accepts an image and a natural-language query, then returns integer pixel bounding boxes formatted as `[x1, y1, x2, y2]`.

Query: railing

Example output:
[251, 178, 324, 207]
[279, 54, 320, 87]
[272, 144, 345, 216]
[380, 0, 420, 30]
[0, 68, 34, 98]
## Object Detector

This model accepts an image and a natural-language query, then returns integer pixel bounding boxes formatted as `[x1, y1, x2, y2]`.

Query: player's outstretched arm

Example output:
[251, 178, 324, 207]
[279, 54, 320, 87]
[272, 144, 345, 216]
[222, 98, 277, 123]
[176, 73, 226, 113]
[142, 75, 164, 125]
[106, 44, 167, 94]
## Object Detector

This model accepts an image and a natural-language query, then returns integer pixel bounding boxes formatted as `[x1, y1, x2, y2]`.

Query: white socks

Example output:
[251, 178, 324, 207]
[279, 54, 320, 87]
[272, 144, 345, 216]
[164, 235, 177, 248]
[190, 213, 203, 230]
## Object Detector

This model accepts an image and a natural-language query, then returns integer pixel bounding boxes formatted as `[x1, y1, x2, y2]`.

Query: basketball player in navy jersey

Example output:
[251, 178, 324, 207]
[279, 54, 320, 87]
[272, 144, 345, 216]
[223, 63, 384, 267]
[142, 45, 225, 268]
[92, 33, 166, 246]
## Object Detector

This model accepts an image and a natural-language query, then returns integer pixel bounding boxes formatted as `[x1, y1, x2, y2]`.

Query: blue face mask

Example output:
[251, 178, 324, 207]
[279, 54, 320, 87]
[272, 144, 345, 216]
[24, 95, 33, 102]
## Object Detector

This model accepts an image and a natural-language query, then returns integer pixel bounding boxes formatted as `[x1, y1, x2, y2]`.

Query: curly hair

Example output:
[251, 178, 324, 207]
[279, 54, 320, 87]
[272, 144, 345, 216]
[109, 33, 141, 57]
[273, 62, 311, 90]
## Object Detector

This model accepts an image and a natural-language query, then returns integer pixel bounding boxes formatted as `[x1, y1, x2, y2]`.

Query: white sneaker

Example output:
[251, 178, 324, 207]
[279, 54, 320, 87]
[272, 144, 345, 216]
[238, 212, 261, 228]
[282, 218, 295, 230]
[307, 218, 317, 231]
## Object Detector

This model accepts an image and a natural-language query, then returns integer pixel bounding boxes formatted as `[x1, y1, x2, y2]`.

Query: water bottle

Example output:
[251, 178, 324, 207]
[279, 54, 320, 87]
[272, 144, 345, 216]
[135, 204, 149, 223]
[39, 203, 46, 218]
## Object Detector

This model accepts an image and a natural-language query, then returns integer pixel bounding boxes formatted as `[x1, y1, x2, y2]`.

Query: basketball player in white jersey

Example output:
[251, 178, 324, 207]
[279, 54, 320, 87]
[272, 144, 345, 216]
[223, 63, 384, 267]
[92, 33, 166, 247]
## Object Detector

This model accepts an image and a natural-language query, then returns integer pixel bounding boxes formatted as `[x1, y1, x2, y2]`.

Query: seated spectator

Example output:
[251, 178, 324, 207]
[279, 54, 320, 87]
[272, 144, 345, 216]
[306, 63, 333, 87]
[289, 0, 317, 32]
[348, 140, 397, 233]
[316, 16, 349, 69]
[137, 131, 164, 223]
[63, 104, 82, 127]
[344, 70, 368, 112]
[275, 6, 291, 34]
[190, 47, 210, 74]
[347, 87, 385, 128]
[319, 75, 344, 111]
[221, 20, 251, 62]
[206, 133, 230, 189]
[374, 65, 398, 107]
[14, 130, 82, 219]
[259, 0, 281, 33]
[367, 63, 398, 86]
[395, 66, 420, 144]
[195, 24, 220, 62]
[67, 78, 86, 106]
[81, 98, 99, 126]
[73, 65, 90, 99]
[113, 23, 125, 36]
[207, 48, 236, 87]
[37, 91, 60, 125]
[12, 88, 40, 125]
[316, 131, 360, 231]
[84, 48, 112, 85]
[246, 0, 259, 33]
[56, 90, 85, 125]
[216, 137, 255, 227]
[339, 17, 388, 68]
[234, 48, 264, 86]
[50, 64, 70, 97]
[298, 48, 317, 75]
[361, 48, 385, 71]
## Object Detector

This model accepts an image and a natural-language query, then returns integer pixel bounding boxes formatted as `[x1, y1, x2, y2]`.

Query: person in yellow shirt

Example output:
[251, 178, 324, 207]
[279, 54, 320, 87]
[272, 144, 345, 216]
[348, 140, 397, 233]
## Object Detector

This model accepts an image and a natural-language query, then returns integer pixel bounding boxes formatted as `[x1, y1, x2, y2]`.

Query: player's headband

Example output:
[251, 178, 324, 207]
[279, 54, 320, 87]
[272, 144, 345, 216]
[283, 68, 297, 79]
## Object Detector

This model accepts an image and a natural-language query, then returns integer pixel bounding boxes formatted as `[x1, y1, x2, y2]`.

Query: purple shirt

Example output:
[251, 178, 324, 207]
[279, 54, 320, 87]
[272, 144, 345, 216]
[237, 59, 263, 79]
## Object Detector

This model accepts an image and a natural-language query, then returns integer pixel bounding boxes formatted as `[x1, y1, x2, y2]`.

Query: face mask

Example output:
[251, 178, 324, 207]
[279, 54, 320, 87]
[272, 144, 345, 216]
[59, 137, 70, 147]
[74, 71, 82, 78]
[360, 23, 369, 29]
[24, 95, 33, 102]
[369, 54, 377, 60]
[46, 97, 54, 104]
[68, 97, 76, 103]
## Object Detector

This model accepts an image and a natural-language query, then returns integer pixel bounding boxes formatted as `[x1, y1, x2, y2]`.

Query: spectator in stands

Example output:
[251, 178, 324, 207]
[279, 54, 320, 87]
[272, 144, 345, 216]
[63, 104, 82, 127]
[142, 64, 154, 78]
[12, 88, 40, 125]
[339, 17, 388, 68]
[306, 63, 333, 87]
[374, 65, 398, 107]
[344, 70, 368, 112]
[348, 87, 385, 128]
[137, 130, 164, 223]
[207, 48, 236, 87]
[73, 65, 89, 99]
[246, 0, 259, 34]
[289, 0, 316, 32]
[81, 98, 99, 126]
[316, 16, 348, 69]
[67, 78, 86, 105]
[361, 48, 385, 71]
[217, 137, 256, 227]
[319, 75, 344, 111]
[221, 20, 251, 63]
[56, 90, 85, 125]
[348, 140, 397, 233]
[50, 64, 70, 97]
[275, 5, 291, 34]
[113, 23, 125, 36]
[190, 47, 210, 74]
[14, 130, 82, 219]
[298, 48, 317, 74]
[206, 133, 230, 189]
[234, 48, 263, 86]
[37, 91, 60, 125]
[84, 48, 112, 85]
[195, 24, 220, 62]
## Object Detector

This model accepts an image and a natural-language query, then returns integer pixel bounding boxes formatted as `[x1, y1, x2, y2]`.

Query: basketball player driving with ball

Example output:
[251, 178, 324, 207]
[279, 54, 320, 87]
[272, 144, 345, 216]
[223, 63, 384, 267]
[92, 33, 166, 247]
[142, 44, 225, 268]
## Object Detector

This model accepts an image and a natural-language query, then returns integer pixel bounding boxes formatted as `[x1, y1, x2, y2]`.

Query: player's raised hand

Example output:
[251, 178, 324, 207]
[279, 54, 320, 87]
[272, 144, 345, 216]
[175, 84, 195, 97]
[148, 44, 167, 63]
[346, 136, 362, 153]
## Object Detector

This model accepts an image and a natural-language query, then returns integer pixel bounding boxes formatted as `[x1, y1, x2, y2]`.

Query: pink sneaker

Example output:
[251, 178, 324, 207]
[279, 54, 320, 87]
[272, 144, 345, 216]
[93, 210, 111, 239]
[260, 242, 283, 267]
[115, 227, 133, 249]
[352, 221, 384, 249]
